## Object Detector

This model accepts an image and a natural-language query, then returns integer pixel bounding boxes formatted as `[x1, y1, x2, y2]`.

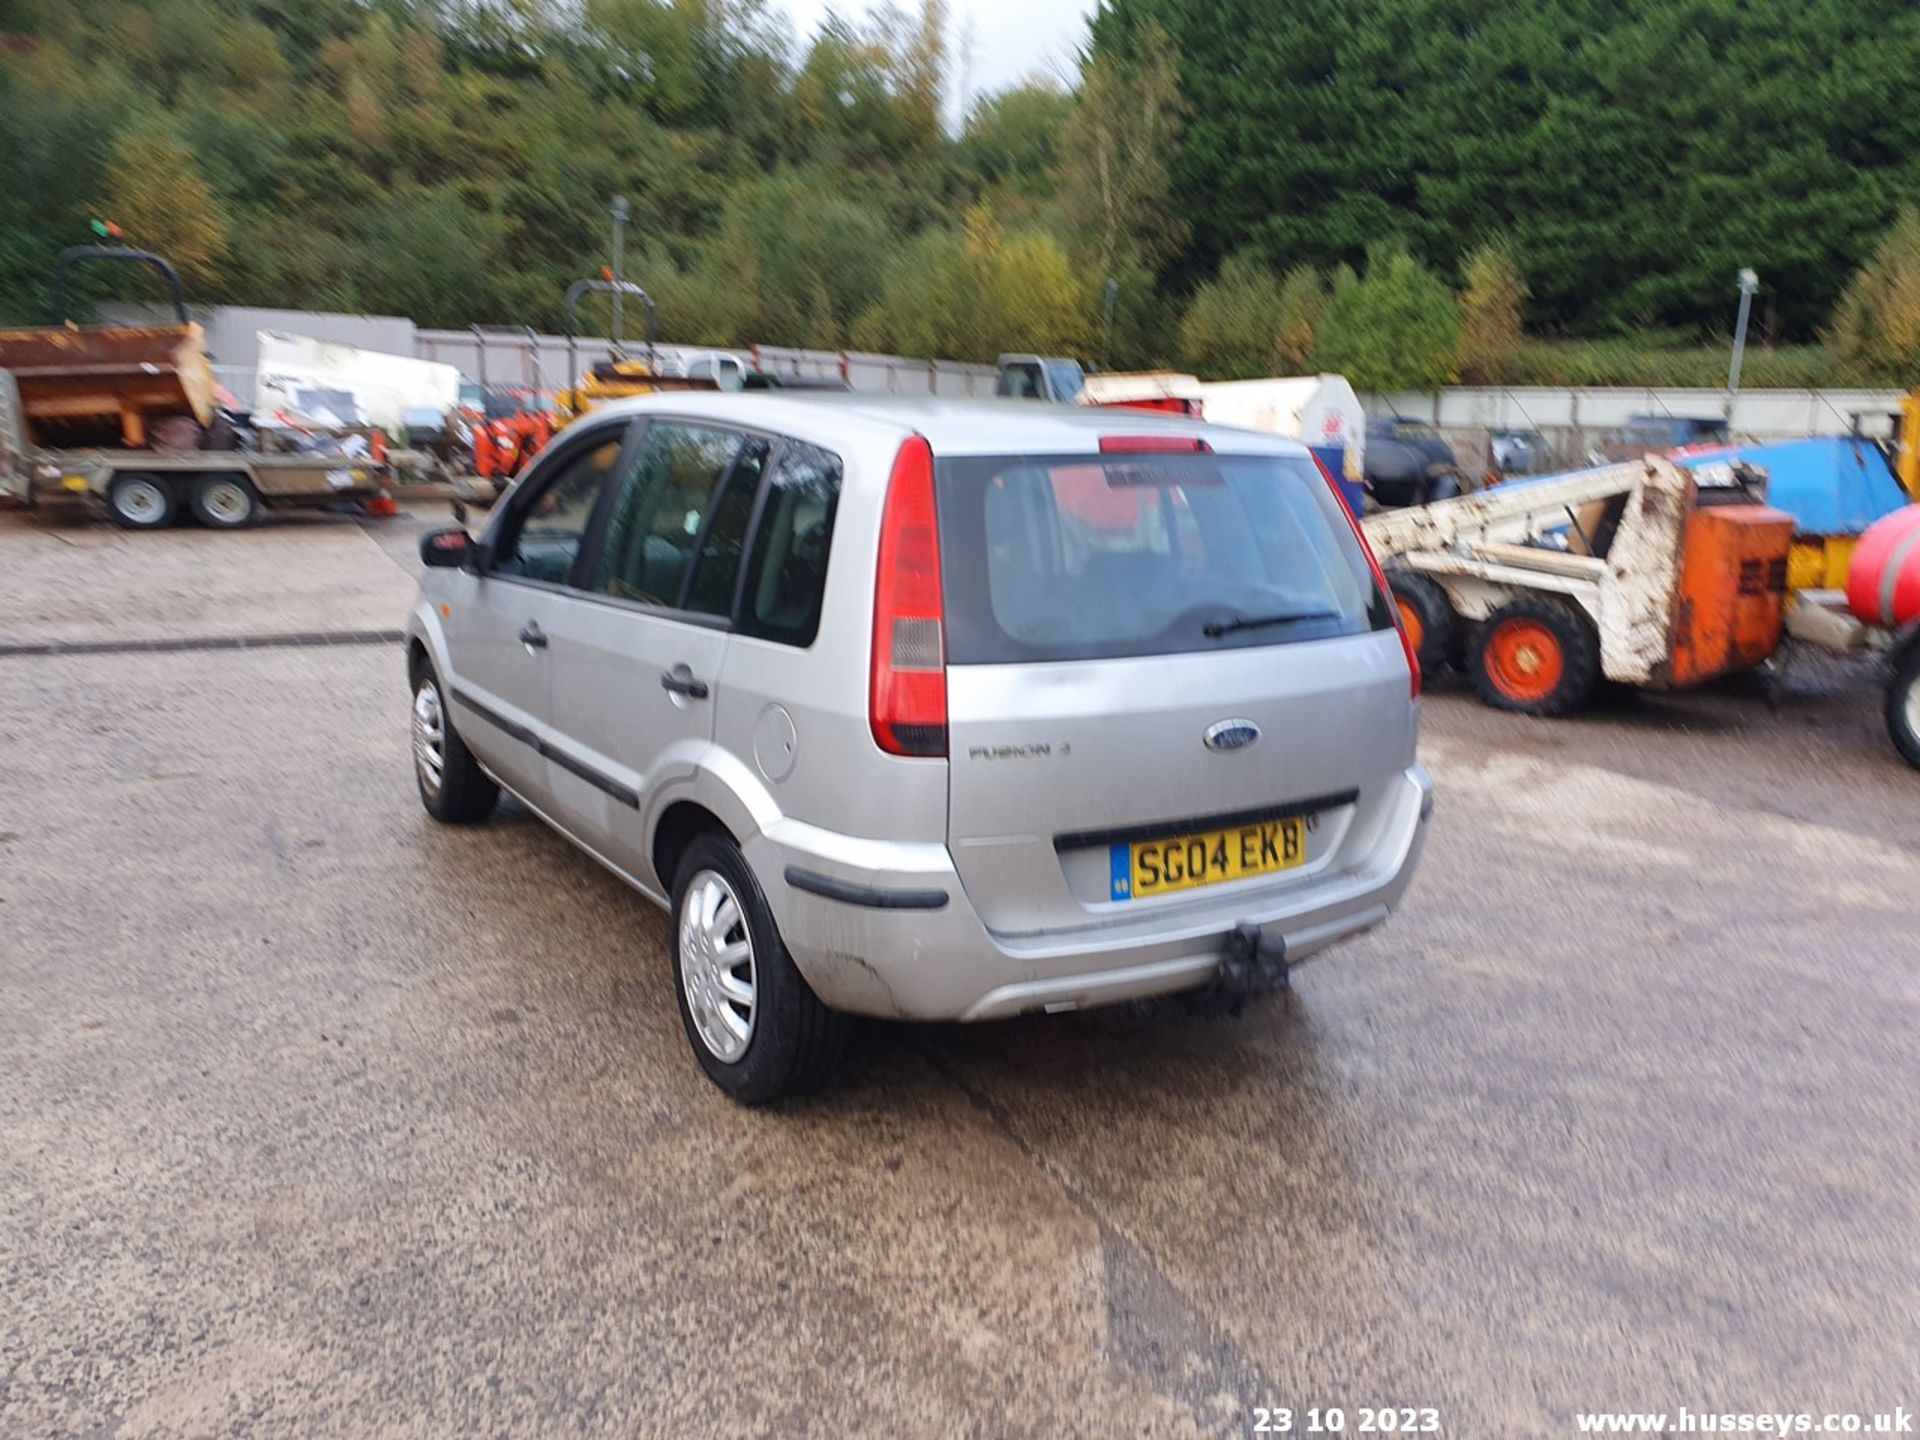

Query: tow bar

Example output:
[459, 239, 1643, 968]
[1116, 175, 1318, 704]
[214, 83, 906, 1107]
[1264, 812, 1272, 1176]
[1218, 921, 1289, 995]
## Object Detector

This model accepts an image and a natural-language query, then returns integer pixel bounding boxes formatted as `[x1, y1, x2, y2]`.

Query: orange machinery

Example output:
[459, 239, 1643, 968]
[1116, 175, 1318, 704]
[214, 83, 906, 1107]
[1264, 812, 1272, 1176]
[1666, 504, 1797, 687]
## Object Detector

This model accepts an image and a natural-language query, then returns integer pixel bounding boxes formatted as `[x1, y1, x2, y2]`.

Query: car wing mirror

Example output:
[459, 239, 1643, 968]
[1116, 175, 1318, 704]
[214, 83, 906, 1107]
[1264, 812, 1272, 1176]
[420, 527, 475, 569]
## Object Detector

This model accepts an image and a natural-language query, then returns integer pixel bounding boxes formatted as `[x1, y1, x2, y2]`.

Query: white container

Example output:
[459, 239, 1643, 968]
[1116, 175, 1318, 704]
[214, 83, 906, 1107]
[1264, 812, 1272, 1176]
[254, 330, 461, 434]
[1198, 374, 1367, 483]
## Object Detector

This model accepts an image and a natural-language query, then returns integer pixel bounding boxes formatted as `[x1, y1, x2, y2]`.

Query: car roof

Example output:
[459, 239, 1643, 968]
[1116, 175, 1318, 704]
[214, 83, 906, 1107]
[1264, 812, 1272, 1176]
[576, 390, 1313, 459]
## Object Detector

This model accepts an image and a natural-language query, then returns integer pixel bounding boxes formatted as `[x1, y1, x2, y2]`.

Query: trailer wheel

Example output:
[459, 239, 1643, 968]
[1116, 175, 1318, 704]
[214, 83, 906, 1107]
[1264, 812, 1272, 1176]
[190, 474, 259, 529]
[105, 473, 176, 530]
[1887, 634, 1920, 771]
[1388, 571, 1456, 677]
[1469, 596, 1600, 717]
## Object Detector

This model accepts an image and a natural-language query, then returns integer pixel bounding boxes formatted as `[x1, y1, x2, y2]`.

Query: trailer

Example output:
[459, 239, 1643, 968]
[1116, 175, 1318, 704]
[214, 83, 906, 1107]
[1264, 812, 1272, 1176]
[1365, 456, 1794, 715]
[0, 247, 392, 529]
[0, 365, 393, 529]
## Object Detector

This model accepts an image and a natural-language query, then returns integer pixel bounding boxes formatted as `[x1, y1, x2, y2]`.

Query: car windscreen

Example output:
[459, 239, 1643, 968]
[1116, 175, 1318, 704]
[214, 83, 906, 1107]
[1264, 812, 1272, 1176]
[937, 452, 1391, 664]
[1045, 360, 1085, 402]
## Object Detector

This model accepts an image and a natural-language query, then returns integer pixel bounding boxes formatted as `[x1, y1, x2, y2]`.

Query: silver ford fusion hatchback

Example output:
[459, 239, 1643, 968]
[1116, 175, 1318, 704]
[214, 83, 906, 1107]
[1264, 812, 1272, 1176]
[406, 393, 1431, 1102]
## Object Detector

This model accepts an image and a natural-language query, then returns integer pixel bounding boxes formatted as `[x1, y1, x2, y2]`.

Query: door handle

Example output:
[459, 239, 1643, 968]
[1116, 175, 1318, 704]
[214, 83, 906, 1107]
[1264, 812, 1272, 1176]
[660, 671, 710, 700]
[518, 622, 548, 650]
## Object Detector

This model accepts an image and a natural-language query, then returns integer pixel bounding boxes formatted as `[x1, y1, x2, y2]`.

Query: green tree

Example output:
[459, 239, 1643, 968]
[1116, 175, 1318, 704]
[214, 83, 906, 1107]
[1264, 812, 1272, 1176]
[1272, 266, 1328, 374]
[97, 124, 231, 287]
[1057, 18, 1187, 277]
[353, 188, 508, 326]
[854, 226, 978, 357]
[980, 228, 1093, 357]
[1178, 254, 1285, 379]
[1456, 240, 1528, 384]
[855, 204, 1090, 360]
[1092, 0, 1920, 339]
[896, 0, 950, 153]
[791, 13, 910, 162]
[697, 172, 897, 347]
[1178, 257, 1328, 379]
[961, 82, 1072, 198]
[1314, 246, 1459, 393]
[1827, 207, 1920, 378]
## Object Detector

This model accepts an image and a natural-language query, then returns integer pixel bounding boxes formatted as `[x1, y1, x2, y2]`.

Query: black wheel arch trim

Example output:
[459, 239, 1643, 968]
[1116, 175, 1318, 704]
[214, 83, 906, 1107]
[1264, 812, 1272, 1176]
[783, 866, 950, 911]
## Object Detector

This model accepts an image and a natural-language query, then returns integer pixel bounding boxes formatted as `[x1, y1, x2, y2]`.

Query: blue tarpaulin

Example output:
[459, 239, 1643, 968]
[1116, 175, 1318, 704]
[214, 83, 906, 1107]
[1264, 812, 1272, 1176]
[1676, 436, 1909, 535]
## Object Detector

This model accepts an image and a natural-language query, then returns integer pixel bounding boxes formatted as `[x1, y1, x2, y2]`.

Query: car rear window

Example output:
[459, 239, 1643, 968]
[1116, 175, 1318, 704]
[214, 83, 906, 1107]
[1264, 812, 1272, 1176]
[936, 451, 1391, 664]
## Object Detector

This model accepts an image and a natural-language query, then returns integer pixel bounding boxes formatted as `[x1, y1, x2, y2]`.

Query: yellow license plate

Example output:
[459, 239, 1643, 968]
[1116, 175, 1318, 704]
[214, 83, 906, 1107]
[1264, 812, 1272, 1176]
[1111, 817, 1309, 901]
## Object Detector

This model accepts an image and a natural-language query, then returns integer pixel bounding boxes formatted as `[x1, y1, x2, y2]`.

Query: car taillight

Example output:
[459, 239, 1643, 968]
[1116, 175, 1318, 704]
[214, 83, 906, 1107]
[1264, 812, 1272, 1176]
[1098, 435, 1212, 453]
[1311, 452, 1420, 700]
[870, 435, 947, 756]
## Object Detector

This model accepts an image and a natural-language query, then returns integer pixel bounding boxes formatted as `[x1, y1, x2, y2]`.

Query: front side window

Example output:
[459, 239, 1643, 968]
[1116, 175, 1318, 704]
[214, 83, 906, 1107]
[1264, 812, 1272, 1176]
[996, 363, 1043, 399]
[587, 422, 751, 612]
[490, 427, 628, 584]
[937, 452, 1389, 663]
[741, 441, 841, 647]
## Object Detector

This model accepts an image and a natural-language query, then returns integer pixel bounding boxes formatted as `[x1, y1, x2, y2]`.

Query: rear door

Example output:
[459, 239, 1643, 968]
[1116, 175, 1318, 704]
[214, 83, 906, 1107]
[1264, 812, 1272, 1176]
[540, 418, 769, 883]
[938, 446, 1416, 936]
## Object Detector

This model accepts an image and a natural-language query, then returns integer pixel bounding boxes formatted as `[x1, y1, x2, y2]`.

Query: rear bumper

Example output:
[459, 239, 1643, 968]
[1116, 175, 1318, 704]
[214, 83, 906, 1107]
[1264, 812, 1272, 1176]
[748, 765, 1433, 1022]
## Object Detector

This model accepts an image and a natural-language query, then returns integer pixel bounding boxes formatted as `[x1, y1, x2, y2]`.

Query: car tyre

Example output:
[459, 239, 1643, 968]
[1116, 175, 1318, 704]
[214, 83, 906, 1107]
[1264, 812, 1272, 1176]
[105, 472, 176, 530]
[1887, 633, 1920, 771]
[411, 661, 499, 823]
[1468, 596, 1600, 717]
[1388, 570, 1456, 678]
[671, 833, 849, 1104]
[190, 473, 260, 529]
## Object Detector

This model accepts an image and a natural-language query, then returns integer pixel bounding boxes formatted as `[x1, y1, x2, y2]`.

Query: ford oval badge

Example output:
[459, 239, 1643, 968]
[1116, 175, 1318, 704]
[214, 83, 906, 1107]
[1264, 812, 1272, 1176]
[1203, 719, 1261, 753]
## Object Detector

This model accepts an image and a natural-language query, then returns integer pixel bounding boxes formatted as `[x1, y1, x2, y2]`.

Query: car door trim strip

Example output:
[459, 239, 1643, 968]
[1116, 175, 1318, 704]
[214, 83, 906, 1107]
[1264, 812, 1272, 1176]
[450, 686, 641, 809]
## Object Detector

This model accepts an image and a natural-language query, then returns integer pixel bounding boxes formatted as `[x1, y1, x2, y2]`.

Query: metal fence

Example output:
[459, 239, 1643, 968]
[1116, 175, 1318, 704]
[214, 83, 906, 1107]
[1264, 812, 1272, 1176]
[97, 303, 1002, 402]
[413, 332, 998, 398]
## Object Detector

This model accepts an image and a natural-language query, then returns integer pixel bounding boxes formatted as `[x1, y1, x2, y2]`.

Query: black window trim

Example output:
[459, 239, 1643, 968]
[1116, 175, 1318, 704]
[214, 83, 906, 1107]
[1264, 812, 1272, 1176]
[728, 440, 782, 627]
[677, 430, 787, 615]
[729, 435, 844, 652]
[565, 413, 793, 631]
[477, 411, 842, 648]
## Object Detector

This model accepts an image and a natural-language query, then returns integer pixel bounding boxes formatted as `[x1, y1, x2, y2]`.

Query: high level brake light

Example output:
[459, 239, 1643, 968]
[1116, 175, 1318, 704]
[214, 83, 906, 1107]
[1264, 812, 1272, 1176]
[1311, 452, 1420, 699]
[1098, 435, 1212, 453]
[870, 436, 947, 757]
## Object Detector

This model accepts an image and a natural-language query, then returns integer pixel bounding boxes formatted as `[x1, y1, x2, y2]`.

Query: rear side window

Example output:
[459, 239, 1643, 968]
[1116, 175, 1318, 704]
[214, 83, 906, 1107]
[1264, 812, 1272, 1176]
[740, 441, 841, 647]
[937, 452, 1389, 663]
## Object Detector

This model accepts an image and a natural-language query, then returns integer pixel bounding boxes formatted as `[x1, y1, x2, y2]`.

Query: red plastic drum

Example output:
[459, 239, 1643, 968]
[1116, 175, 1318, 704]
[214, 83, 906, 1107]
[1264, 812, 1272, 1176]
[1845, 506, 1920, 629]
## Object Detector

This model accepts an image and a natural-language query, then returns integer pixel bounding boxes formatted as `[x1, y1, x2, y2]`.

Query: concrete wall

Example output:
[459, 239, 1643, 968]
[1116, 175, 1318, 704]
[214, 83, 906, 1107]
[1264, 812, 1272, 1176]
[1364, 385, 1908, 477]
[100, 304, 417, 374]
[1366, 386, 1904, 441]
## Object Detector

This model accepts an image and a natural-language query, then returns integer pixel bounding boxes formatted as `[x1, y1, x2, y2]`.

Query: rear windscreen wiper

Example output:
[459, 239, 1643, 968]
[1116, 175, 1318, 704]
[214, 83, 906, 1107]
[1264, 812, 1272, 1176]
[1203, 610, 1341, 640]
